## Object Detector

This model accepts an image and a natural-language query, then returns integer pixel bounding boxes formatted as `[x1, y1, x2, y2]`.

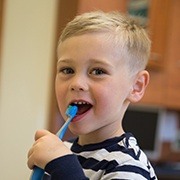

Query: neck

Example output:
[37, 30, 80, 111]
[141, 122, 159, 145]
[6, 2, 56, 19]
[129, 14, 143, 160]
[78, 121, 124, 146]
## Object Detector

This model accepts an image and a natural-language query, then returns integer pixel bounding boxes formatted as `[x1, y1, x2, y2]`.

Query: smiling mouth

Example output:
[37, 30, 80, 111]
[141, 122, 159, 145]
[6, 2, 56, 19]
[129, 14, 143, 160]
[71, 101, 92, 115]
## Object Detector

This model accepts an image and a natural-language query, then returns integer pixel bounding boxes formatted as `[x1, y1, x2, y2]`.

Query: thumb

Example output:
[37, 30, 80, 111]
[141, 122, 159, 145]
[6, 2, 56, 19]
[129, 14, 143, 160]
[34, 129, 51, 141]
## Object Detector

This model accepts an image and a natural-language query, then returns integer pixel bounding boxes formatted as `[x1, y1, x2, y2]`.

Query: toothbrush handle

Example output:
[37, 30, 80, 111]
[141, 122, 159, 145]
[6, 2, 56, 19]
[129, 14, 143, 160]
[31, 166, 44, 180]
[57, 117, 72, 139]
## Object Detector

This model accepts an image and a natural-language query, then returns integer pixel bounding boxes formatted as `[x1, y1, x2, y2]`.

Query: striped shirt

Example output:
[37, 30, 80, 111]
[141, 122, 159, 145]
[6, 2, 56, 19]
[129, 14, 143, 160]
[44, 133, 157, 180]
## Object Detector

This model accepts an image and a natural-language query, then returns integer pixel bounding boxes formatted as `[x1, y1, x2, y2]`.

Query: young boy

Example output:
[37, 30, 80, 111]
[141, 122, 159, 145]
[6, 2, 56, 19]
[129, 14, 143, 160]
[27, 11, 157, 179]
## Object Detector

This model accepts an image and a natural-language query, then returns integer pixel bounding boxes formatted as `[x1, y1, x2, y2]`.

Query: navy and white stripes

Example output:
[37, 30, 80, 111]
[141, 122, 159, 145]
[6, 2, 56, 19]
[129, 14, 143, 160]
[69, 133, 157, 179]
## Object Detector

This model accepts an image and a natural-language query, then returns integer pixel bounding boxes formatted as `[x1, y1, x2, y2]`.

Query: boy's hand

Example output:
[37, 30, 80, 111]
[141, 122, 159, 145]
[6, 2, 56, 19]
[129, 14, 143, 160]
[27, 129, 72, 169]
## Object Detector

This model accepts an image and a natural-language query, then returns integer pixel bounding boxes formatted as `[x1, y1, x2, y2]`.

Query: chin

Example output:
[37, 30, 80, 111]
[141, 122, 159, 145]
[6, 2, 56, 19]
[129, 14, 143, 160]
[69, 126, 92, 136]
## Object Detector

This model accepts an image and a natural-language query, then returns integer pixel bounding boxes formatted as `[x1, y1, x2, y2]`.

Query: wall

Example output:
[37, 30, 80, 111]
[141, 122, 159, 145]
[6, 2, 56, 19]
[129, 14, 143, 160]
[0, 0, 58, 179]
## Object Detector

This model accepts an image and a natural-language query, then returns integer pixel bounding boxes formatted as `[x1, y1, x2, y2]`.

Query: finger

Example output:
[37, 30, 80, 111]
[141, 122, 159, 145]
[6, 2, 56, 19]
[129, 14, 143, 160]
[27, 146, 43, 169]
[27, 146, 34, 159]
[34, 129, 51, 141]
[27, 156, 33, 169]
[27, 150, 35, 169]
[27, 148, 32, 159]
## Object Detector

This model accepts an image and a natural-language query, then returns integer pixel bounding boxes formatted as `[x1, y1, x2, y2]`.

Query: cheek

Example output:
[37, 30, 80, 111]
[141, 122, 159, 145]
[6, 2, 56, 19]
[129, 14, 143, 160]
[55, 79, 67, 112]
[94, 82, 129, 110]
[55, 77, 66, 98]
[93, 84, 118, 112]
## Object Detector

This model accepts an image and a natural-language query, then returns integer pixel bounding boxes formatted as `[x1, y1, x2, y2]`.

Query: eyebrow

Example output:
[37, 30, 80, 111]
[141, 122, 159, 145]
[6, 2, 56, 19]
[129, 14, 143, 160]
[88, 59, 114, 68]
[57, 58, 114, 68]
[57, 59, 73, 65]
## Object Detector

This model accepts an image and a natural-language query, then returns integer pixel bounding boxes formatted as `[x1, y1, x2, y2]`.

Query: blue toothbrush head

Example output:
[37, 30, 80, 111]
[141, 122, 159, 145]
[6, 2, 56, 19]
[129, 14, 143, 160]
[66, 105, 78, 118]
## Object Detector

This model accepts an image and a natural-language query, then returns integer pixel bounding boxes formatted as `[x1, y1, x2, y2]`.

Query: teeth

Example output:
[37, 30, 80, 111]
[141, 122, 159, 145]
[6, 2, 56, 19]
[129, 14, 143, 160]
[73, 101, 90, 105]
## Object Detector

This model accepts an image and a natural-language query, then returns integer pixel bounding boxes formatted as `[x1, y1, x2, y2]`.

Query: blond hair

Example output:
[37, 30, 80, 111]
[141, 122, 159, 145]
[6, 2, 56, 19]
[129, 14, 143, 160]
[59, 11, 151, 73]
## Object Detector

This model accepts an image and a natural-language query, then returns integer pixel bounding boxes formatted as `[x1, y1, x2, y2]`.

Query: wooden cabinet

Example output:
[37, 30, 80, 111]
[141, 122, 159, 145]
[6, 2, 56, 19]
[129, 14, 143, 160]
[141, 0, 180, 109]
[164, 0, 180, 109]
[147, 0, 171, 70]
[77, 0, 127, 13]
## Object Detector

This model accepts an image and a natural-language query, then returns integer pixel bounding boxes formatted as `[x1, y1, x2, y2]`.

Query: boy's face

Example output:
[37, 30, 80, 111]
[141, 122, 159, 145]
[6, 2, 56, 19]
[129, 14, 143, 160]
[55, 32, 135, 142]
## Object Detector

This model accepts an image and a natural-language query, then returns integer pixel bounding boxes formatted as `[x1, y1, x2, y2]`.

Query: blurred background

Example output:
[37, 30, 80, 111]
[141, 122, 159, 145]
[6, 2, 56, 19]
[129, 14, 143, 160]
[0, 0, 179, 179]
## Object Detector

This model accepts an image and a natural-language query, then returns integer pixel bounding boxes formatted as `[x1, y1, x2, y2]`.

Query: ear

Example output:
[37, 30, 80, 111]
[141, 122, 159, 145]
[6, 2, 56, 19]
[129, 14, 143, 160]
[127, 70, 150, 103]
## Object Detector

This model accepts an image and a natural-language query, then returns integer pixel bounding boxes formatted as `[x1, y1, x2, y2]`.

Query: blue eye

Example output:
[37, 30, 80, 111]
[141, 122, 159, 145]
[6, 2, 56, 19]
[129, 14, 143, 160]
[91, 68, 105, 75]
[60, 67, 74, 74]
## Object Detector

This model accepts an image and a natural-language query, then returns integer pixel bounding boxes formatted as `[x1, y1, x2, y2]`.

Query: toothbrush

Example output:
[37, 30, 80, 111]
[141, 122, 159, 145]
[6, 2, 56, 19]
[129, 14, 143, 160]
[31, 105, 78, 180]
[57, 105, 78, 139]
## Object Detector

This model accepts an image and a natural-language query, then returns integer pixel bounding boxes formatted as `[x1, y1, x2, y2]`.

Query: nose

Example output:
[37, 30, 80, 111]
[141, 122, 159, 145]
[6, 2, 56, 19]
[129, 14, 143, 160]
[69, 75, 89, 92]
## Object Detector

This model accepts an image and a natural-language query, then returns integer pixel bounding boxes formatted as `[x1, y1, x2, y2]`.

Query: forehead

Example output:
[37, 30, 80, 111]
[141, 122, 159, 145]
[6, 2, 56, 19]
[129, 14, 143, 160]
[58, 32, 125, 62]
